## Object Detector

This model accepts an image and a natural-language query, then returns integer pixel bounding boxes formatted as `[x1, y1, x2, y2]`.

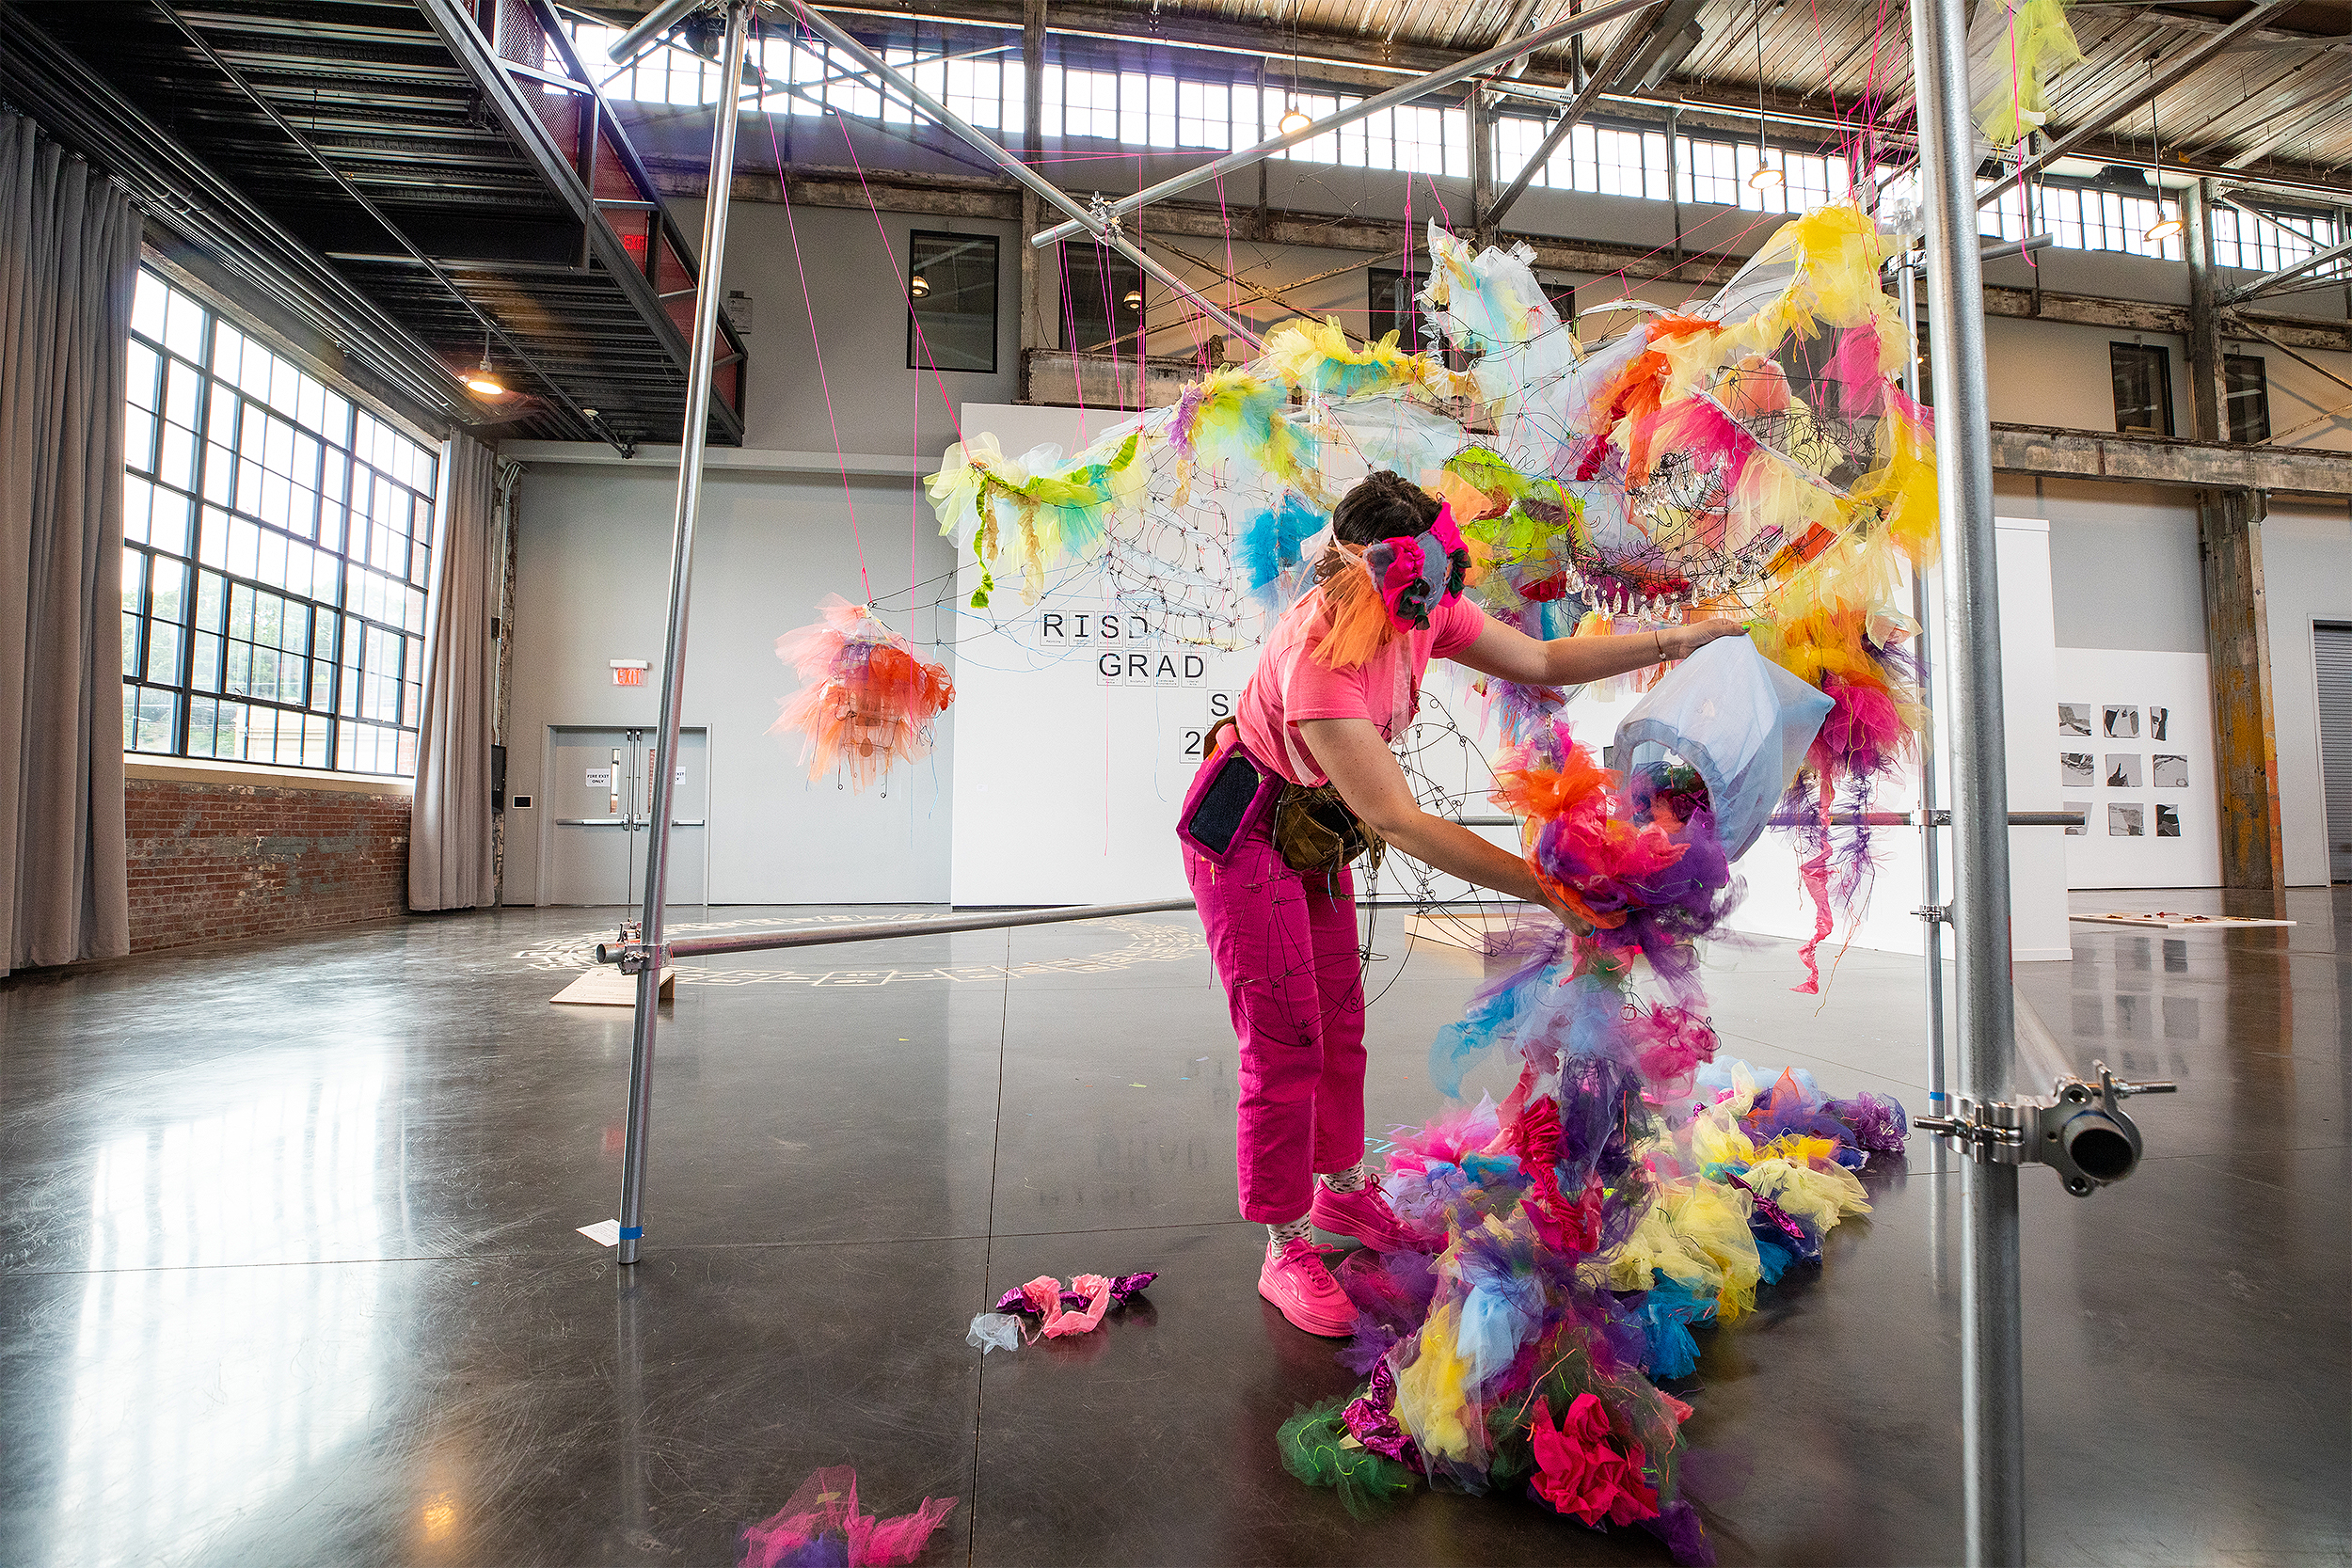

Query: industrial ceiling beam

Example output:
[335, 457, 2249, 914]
[761, 0, 1265, 344]
[1983, 0, 2301, 202]
[152, 0, 606, 441]
[1484, 0, 1675, 232]
[1023, 0, 1661, 248]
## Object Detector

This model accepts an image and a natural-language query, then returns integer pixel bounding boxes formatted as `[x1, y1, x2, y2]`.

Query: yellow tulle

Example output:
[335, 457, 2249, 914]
[1972, 0, 2085, 147]
[1394, 1300, 1481, 1463]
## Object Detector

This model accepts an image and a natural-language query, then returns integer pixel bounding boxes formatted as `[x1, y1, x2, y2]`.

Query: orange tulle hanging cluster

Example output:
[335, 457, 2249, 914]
[770, 596, 954, 791]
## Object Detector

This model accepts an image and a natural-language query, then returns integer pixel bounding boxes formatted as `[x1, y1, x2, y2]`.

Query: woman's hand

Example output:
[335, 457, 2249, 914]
[1661, 619, 1748, 660]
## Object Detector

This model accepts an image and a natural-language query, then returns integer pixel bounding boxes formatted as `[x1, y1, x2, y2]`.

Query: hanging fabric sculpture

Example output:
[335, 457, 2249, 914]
[770, 596, 955, 792]
[927, 201, 1939, 1562]
[1966, 0, 2087, 148]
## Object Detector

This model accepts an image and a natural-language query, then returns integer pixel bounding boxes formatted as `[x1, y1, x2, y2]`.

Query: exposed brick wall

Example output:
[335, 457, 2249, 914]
[126, 779, 411, 953]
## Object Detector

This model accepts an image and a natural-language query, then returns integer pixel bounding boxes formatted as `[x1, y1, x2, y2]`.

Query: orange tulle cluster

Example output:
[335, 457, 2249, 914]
[1489, 729, 1689, 930]
[770, 596, 954, 791]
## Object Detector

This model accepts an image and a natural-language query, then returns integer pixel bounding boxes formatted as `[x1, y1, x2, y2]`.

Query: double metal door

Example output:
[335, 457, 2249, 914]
[546, 725, 708, 907]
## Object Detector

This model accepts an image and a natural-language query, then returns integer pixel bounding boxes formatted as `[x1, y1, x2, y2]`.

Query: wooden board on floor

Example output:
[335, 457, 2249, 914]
[2070, 911, 2296, 929]
[551, 966, 675, 1005]
[1405, 908, 1525, 952]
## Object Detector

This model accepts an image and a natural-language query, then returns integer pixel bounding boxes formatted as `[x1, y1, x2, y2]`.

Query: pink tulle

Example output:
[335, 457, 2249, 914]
[1832, 324, 1885, 420]
[1041, 1274, 1112, 1338]
[739, 1466, 958, 1568]
[771, 596, 954, 791]
[1629, 1004, 1720, 1101]
[1528, 1394, 1661, 1528]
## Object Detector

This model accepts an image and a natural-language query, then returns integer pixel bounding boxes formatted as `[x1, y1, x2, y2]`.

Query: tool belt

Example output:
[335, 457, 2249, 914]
[1199, 717, 1384, 877]
[1273, 781, 1386, 878]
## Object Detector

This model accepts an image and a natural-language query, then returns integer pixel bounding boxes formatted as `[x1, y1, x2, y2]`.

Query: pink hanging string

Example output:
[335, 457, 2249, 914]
[755, 19, 870, 603]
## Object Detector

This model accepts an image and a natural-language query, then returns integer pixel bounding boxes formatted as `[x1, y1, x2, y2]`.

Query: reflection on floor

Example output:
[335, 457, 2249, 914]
[1, 889, 2344, 1566]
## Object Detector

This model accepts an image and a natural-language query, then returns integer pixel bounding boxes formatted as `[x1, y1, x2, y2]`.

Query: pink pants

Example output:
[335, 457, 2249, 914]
[1184, 812, 1367, 1225]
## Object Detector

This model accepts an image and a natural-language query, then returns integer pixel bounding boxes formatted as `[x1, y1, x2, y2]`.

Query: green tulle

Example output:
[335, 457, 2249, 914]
[1276, 1400, 1418, 1520]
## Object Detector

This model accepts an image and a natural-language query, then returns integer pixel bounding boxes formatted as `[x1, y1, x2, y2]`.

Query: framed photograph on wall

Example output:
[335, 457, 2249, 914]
[2152, 754, 2189, 787]
[2106, 753, 2142, 788]
[2109, 803, 2145, 836]
[2155, 804, 2182, 837]
[2062, 752, 2095, 786]
[2104, 705, 2139, 738]
[2148, 705, 2169, 741]
[2064, 800, 2091, 836]
[2059, 703, 2093, 736]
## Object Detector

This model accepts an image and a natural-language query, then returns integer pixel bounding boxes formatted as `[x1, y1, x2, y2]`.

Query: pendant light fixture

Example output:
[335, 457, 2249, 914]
[461, 325, 507, 398]
[1278, 1, 1312, 136]
[1746, 0, 1781, 191]
[2142, 56, 2183, 245]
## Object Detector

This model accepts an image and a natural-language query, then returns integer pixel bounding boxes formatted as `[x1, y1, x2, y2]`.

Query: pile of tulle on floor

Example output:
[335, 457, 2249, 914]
[1279, 722, 1906, 1565]
[739, 1467, 956, 1567]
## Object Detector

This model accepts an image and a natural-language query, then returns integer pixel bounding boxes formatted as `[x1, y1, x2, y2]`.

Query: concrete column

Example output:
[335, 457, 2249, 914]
[2184, 180, 2228, 443]
[2197, 486, 2287, 889]
[1470, 87, 1494, 245]
[1018, 0, 1048, 391]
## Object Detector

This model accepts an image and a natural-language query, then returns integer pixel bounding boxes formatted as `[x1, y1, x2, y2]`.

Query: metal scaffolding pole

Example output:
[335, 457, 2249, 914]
[1896, 259, 1948, 1122]
[613, 0, 752, 1270]
[1909, 0, 2025, 1559]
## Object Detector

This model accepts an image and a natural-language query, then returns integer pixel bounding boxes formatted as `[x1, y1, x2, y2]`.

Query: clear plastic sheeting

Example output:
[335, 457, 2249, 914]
[1613, 636, 1834, 861]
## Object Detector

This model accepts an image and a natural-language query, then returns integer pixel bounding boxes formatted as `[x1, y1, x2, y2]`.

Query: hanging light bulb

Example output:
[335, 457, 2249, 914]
[2141, 54, 2182, 245]
[909, 273, 931, 299]
[1279, 103, 1313, 136]
[1747, 159, 1783, 191]
[462, 325, 506, 398]
[1122, 287, 1144, 309]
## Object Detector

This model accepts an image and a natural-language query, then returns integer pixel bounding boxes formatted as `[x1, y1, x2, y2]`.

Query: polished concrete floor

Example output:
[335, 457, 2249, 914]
[1, 888, 2344, 1567]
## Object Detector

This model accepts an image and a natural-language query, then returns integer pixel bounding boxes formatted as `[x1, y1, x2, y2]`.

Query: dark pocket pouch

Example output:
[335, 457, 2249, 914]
[1178, 740, 1282, 863]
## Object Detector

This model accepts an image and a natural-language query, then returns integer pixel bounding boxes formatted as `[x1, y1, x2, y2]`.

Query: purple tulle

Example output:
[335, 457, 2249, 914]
[996, 1270, 1156, 1318]
[1826, 1091, 1909, 1153]
[1724, 1171, 1805, 1244]
[1342, 1360, 1423, 1471]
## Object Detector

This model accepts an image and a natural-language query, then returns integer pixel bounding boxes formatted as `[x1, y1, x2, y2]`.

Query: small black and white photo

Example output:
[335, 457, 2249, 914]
[2109, 803, 2145, 837]
[2105, 753, 2142, 788]
[2058, 703, 2093, 736]
[2148, 705, 2169, 741]
[2155, 803, 2181, 838]
[2061, 752, 2095, 786]
[2153, 754, 2189, 788]
[2064, 800, 2091, 836]
[2104, 705, 2139, 738]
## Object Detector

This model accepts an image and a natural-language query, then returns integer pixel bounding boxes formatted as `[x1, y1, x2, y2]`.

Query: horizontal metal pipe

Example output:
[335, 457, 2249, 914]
[1979, 233, 2055, 262]
[1454, 811, 2085, 828]
[1028, 0, 1658, 248]
[596, 896, 1198, 962]
[611, 0, 714, 64]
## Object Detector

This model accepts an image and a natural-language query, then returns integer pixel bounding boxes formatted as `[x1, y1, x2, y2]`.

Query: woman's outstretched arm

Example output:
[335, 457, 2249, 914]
[1451, 614, 1746, 689]
[1298, 717, 1560, 911]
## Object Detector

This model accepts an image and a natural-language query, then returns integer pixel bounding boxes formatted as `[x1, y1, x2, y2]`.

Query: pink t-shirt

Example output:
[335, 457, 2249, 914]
[1234, 590, 1488, 785]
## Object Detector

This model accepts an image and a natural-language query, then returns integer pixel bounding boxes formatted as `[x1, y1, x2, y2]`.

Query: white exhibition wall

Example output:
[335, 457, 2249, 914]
[2054, 648, 2223, 890]
[504, 459, 961, 906]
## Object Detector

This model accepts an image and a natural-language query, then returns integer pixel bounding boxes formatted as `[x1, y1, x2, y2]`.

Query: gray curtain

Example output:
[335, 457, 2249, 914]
[408, 431, 499, 910]
[2, 111, 136, 975]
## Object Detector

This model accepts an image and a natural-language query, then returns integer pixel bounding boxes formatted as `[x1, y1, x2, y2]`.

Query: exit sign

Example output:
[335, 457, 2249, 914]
[612, 659, 649, 687]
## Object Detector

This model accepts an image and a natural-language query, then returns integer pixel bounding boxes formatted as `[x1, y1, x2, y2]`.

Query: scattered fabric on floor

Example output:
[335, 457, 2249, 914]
[739, 1466, 956, 1568]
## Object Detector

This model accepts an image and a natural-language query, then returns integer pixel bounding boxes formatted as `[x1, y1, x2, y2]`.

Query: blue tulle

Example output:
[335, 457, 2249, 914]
[1235, 493, 1326, 602]
[1635, 1276, 1717, 1378]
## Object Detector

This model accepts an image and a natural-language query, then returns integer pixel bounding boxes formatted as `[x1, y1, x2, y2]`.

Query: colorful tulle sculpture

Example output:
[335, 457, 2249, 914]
[1283, 730, 1905, 1565]
[739, 1467, 956, 1568]
[770, 597, 954, 792]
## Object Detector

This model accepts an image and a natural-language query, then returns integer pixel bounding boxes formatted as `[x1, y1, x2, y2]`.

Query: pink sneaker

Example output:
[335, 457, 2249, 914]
[1258, 1235, 1357, 1337]
[1311, 1180, 1440, 1254]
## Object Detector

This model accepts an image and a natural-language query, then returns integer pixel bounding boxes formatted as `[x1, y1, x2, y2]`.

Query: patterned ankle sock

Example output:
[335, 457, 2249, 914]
[1267, 1215, 1312, 1249]
[1321, 1162, 1372, 1194]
